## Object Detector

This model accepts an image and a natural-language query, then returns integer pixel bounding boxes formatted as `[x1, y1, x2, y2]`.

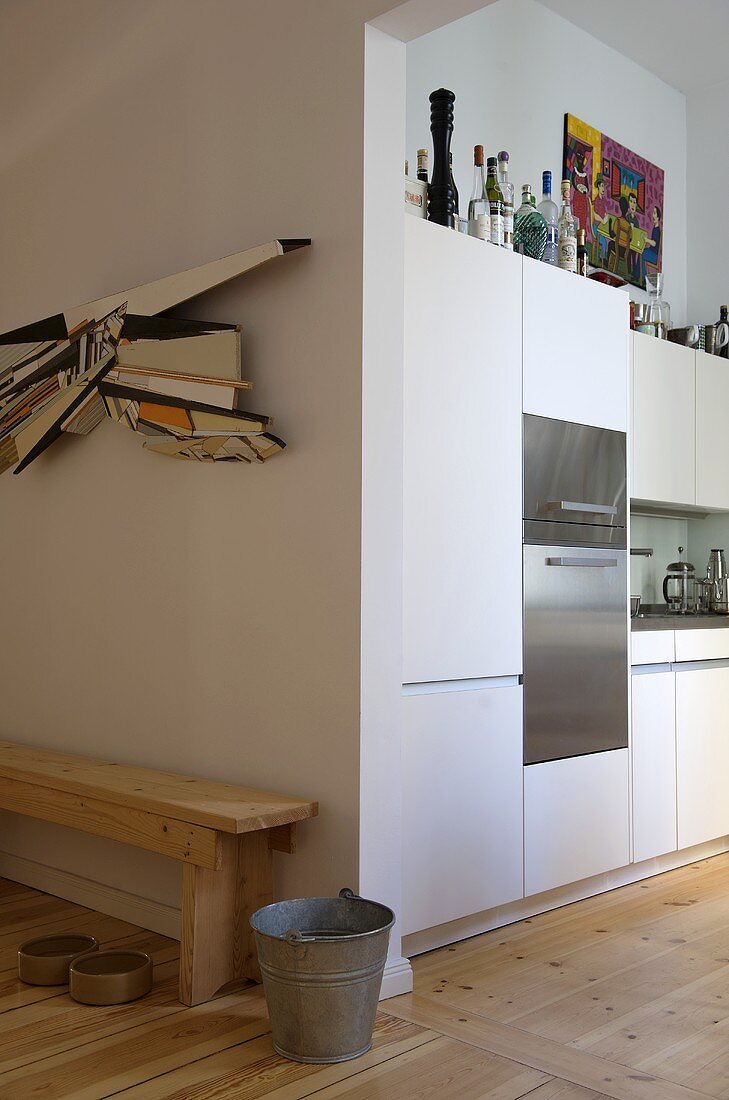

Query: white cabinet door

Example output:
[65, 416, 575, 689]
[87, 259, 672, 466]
[632, 670, 677, 863]
[632, 333, 695, 506]
[524, 749, 629, 896]
[676, 666, 729, 848]
[696, 349, 729, 509]
[523, 257, 628, 431]
[402, 684, 523, 936]
[403, 218, 522, 684]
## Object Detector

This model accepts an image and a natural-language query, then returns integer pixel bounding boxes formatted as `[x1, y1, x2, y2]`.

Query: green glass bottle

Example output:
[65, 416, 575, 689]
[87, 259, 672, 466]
[513, 184, 548, 260]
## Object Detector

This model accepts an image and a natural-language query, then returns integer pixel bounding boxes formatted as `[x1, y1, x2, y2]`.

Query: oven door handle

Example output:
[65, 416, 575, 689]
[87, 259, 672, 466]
[545, 556, 619, 568]
[543, 500, 618, 516]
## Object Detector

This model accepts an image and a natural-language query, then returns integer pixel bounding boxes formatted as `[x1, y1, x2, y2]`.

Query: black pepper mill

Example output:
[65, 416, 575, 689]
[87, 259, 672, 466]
[427, 88, 456, 228]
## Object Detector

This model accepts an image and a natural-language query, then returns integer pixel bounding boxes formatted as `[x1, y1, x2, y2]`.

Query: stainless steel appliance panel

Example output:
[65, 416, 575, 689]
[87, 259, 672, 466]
[523, 544, 629, 764]
[523, 414, 627, 542]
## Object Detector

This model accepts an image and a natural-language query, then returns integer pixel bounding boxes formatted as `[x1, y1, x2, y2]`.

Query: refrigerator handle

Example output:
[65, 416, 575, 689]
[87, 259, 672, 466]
[543, 500, 618, 516]
[546, 557, 618, 568]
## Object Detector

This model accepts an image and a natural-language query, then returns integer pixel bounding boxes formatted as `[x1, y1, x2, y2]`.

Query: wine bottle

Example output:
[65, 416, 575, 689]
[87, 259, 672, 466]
[449, 151, 459, 222]
[557, 179, 577, 273]
[417, 149, 429, 184]
[486, 156, 504, 247]
[577, 229, 588, 276]
[467, 145, 488, 239]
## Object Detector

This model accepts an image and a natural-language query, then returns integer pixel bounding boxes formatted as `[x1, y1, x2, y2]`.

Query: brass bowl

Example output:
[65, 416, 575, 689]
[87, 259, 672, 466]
[69, 949, 153, 1005]
[18, 933, 99, 986]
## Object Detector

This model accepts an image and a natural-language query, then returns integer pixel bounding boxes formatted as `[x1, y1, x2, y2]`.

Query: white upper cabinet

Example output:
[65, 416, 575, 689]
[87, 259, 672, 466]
[402, 684, 523, 936]
[631, 333, 695, 506]
[696, 349, 729, 510]
[403, 219, 522, 684]
[523, 258, 629, 431]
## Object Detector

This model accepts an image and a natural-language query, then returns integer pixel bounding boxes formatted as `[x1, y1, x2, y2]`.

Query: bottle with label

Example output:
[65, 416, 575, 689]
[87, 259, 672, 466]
[537, 171, 559, 266]
[497, 151, 514, 251]
[449, 152, 459, 225]
[513, 184, 548, 260]
[557, 179, 577, 272]
[486, 157, 504, 247]
[576, 229, 588, 276]
[417, 149, 429, 184]
[718, 305, 729, 358]
[467, 145, 489, 239]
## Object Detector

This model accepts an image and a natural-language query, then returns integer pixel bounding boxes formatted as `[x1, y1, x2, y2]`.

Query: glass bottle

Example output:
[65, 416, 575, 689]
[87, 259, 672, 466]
[467, 145, 488, 239]
[577, 229, 588, 276]
[449, 151, 459, 221]
[557, 179, 577, 273]
[645, 271, 671, 339]
[497, 151, 514, 251]
[513, 184, 548, 260]
[417, 148, 429, 184]
[718, 305, 729, 359]
[486, 157, 504, 247]
[537, 170, 559, 267]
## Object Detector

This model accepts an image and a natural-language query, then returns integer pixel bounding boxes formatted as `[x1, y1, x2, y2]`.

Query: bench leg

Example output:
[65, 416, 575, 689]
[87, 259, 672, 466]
[179, 831, 273, 1006]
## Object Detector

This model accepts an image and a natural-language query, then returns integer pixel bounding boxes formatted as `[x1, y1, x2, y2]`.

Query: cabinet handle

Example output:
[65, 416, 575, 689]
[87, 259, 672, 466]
[544, 500, 618, 516]
[546, 557, 618, 568]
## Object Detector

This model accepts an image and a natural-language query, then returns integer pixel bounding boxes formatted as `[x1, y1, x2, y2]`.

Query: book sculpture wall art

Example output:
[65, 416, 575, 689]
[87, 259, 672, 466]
[0, 238, 309, 475]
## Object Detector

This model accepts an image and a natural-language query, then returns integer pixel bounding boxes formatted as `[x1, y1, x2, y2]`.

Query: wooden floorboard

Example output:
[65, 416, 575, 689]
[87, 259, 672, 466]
[0, 857, 728, 1096]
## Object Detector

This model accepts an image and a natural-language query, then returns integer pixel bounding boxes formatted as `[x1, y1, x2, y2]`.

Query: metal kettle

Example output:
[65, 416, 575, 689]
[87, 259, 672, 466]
[707, 549, 729, 614]
[663, 547, 696, 614]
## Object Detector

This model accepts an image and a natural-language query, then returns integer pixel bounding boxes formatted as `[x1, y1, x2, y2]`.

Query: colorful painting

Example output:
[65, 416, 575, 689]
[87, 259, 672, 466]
[563, 114, 664, 288]
[0, 239, 309, 475]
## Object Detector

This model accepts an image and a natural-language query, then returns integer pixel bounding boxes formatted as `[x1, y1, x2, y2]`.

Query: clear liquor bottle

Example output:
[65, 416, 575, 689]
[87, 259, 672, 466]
[497, 151, 514, 251]
[467, 145, 489, 239]
[557, 179, 577, 273]
[537, 170, 559, 266]
[486, 157, 504, 247]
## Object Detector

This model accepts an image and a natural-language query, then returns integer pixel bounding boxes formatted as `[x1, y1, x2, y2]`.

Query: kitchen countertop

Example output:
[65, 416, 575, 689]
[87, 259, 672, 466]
[632, 614, 729, 631]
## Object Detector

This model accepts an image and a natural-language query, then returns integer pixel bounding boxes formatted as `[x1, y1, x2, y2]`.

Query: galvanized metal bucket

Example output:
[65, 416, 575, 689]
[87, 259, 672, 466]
[251, 887, 395, 1063]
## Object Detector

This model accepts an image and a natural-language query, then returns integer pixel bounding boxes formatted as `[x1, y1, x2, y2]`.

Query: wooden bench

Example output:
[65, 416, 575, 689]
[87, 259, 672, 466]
[0, 741, 318, 1005]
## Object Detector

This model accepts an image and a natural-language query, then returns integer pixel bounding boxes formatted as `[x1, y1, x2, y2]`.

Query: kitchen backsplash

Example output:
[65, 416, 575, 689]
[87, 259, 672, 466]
[631, 512, 729, 603]
[630, 515, 688, 604]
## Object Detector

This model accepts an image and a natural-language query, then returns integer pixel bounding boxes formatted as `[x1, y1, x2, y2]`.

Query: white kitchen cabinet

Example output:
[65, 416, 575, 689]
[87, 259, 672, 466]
[676, 665, 729, 848]
[631, 670, 677, 863]
[403, 218, 522, 684]
[631, 333, 695, 506]
[522, 257, 628, 431]
[696, 349, 729, 509]
[402, 684, 523, 935]
[524, 749, 630, 896]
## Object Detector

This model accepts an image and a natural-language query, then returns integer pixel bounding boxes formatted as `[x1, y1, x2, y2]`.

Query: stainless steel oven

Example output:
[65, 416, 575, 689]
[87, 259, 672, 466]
[523, 414, 628, 765]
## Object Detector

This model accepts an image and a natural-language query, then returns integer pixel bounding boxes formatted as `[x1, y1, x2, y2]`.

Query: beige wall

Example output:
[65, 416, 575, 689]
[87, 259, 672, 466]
[0, 0, 395, 908]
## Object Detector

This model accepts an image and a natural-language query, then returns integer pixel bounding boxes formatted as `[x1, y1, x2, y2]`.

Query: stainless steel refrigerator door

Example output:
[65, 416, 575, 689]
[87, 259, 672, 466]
[523, 544, 629, 764]
[523, 414, 626, 546]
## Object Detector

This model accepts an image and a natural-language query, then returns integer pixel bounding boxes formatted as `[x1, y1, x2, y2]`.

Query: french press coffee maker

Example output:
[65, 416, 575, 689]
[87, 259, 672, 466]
[663, 547, 696, 614]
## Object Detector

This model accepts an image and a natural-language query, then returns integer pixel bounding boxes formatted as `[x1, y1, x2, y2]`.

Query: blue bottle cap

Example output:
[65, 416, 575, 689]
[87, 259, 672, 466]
[542, 170, 552, 192]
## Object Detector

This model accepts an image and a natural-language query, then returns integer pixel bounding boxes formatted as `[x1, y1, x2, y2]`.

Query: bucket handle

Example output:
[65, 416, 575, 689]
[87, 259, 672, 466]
[283, 888, 374, 943]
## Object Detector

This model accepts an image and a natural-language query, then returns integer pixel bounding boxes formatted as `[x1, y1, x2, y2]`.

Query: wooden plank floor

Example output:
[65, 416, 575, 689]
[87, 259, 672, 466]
[1, 855, 729, 1096]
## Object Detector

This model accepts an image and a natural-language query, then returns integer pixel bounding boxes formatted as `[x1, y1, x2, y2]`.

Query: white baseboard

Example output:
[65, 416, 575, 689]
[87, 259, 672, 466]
[0, 850, 181, 939]
[380, 955, 413, 999]
[402, 837, 729, 957]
